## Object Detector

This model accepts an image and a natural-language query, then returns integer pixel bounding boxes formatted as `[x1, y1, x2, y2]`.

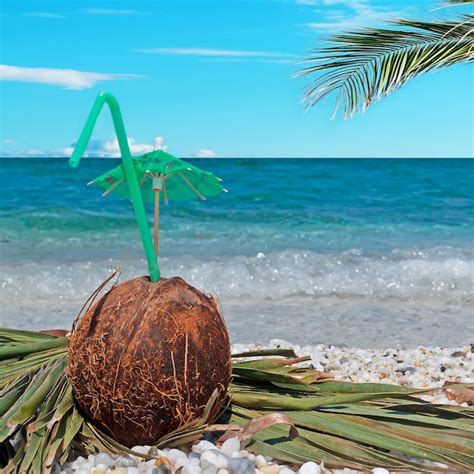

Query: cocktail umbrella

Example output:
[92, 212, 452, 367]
[88, 149, 226, 257]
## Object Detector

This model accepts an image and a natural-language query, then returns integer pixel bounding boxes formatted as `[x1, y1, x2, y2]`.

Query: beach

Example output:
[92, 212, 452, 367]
[1, 158, 473, 473]
[57, 341, 473, 474]
[1, 158, 472, 348]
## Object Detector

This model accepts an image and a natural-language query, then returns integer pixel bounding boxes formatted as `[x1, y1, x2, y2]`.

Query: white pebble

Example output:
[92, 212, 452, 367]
[127, 469, 140, 474]
[372, 469, 390, 474]
[201, 449, 229, 469]
[201, 460, 218, 474]
[279, 468, 294, 474]
[182, 464, 202, 474]
[255, 455, 267, 468]
[168, 448, 189, 468]
[261, 465, 280, 474]
[95, 454, 113, 467]
[298, 462, 321, 474]
[115, 456, 137, 468]
[131, 446, 150, 456]
[221, 438, 241, 457]
[193, 440, 218, 454]
[188, 452, 201, 466]
[228, 458, 255, 474]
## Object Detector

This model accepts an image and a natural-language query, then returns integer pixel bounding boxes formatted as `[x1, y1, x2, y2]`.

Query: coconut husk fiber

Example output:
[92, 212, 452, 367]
[67, 276, 232, 447]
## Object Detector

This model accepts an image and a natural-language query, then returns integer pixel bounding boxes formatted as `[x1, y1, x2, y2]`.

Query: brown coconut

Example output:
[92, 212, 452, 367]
[67, 276, 232, 447]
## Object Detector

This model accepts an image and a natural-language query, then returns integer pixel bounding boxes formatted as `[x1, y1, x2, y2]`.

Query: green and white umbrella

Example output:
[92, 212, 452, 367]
[89, 149, 227, 257]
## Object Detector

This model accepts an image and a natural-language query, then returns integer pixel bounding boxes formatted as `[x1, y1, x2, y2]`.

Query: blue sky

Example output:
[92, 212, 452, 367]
[0, 0, 472, 158]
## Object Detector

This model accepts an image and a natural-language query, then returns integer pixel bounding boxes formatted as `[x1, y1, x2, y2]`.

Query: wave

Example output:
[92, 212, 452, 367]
[1, 248, 472, 305]
[176, 249, 473, 303]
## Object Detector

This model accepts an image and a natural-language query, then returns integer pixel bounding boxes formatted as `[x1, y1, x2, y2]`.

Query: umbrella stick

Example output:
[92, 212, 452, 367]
[154, 189, 160, 258]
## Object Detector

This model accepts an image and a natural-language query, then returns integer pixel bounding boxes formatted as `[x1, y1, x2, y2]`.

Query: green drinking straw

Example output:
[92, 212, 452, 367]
[69, 92, 161, 282]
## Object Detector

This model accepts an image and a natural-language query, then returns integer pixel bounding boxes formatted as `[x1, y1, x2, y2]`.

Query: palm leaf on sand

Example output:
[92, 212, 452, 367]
[300, 11, 473, 117]
[1, 329, 473, 472]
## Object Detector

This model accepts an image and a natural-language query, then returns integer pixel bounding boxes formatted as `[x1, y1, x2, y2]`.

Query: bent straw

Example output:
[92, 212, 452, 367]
[68, 92, 160, 282]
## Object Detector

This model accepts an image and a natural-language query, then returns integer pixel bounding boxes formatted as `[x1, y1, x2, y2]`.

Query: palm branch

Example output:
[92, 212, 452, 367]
[300, 15, 473, 117]
[1, 328, 473, 472]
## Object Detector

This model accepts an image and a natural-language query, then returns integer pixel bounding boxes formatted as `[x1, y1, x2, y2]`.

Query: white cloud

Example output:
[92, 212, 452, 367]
[81, 8, 139, 15]
[59, 136, 167, 158]
[152, 137, 167, 151]
[0, 65, 140, 90]
[0, 148, 46, 157]
[201, 57, 296, 65]
[194, 149, 217, 158]
[133, 48, 297, 59]
[299, 0, 403, 32]
[60, 146, 74, 157]
[2, 139, 16, 145]
[1, 136, 167, 158]
[23, 12, 65, 19]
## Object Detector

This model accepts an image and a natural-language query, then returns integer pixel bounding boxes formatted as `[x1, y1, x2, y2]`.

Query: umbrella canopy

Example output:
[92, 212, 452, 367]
[89, 150, 225, 203]
[89, 149, 226, 257]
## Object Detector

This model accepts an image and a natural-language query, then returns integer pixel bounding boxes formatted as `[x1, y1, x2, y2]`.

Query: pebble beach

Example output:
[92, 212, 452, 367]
[59, 341, 474, 474]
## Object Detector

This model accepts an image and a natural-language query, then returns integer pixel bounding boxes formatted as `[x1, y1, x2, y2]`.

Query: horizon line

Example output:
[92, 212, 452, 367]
[0, 156, 472, 160]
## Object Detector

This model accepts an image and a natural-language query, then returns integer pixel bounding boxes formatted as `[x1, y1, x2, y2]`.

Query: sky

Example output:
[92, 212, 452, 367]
[0, 0, 473, 158]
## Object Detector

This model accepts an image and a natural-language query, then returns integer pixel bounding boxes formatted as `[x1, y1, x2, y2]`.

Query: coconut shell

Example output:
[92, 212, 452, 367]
[67, 276, 232, 447]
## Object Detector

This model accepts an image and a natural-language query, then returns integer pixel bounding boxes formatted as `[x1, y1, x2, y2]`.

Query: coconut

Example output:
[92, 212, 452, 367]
[67, 276, 232, 447]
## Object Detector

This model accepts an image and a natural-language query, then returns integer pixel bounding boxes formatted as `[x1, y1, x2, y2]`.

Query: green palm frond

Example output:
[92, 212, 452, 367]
[300, 16, 474, 117]
[1, 328, 474, 472]
[229, 352, 474, 471]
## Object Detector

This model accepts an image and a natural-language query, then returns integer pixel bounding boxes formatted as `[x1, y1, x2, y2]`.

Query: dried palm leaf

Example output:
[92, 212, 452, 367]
[1, 328, 473, 472]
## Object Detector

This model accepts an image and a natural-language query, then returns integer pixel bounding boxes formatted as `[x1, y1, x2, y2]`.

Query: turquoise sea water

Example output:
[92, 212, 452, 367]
[1, 158, 473, 346]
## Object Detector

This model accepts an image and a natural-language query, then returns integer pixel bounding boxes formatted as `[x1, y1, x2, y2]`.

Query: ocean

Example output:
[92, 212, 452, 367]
[1, 158, 473, 347]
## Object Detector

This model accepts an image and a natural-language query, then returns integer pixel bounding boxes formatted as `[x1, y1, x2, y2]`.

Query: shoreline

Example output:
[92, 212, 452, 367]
[2, 298, 473, 349]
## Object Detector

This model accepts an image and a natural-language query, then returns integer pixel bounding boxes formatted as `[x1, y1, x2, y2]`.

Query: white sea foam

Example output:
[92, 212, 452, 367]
[177, 249, 473, 303]
[1, 248, 472, 305]
[1, 248, 472, 347]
